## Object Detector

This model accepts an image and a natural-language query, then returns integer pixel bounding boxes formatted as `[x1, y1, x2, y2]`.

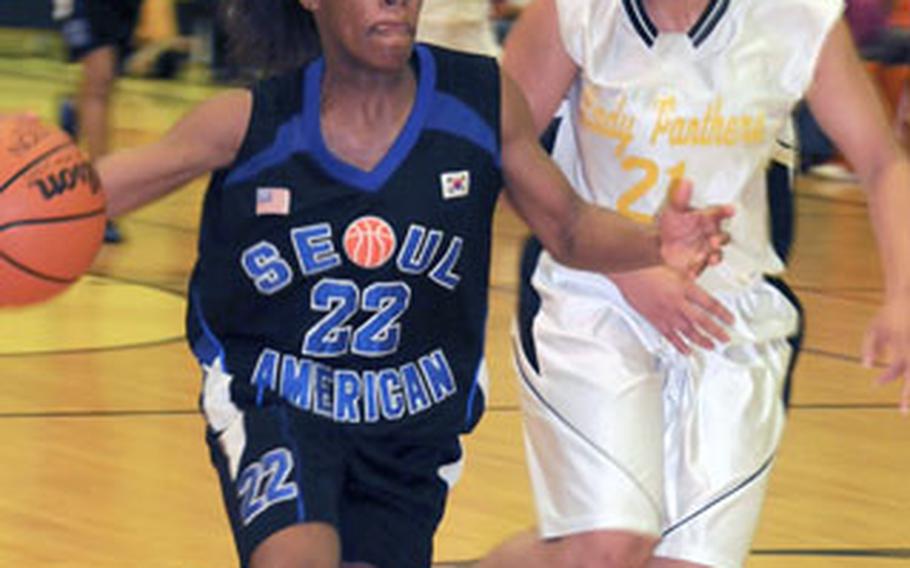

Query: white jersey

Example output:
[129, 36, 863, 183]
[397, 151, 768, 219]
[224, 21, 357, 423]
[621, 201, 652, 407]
[551, 0, 842, 291]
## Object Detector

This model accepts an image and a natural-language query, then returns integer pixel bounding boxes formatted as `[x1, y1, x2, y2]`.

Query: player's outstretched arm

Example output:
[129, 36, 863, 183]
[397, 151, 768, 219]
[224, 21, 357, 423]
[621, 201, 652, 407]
[97, 89, 252, 217]
[499, 71, 733, 276]
[808, 20, 910, 413]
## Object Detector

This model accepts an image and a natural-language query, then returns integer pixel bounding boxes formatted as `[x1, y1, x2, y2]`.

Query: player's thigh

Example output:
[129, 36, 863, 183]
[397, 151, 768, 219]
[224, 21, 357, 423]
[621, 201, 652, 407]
[340, 436, 462, 568]
[249, 522, 340, 568]
[657, 280, 798, 567]
[516, 284, 666, 539]
[207, 404, 347, 567]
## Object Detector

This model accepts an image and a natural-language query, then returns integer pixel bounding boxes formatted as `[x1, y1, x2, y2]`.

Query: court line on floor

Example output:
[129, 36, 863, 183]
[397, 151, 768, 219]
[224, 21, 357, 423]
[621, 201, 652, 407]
[0, 404, 518, 420]
[796, 191, 869, 209]
[0, 401, 901, 421]
[794, 284, 882, 295]
[490, 277, 884, 302]
[0, 57, 220, 105]
[0, 409, 199, 420]
[0, 335, 185, 358]
[433, 548, 910, 566]
[0, 272, 187, 357]
[126, 216, 198, 234]
[85, 270, 187, 297]
[751, 547, 910, 559]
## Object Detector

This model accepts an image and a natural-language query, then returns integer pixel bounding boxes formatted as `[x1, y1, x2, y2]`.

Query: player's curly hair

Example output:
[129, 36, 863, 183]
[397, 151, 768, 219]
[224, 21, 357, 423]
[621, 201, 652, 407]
[219, 0, 321, 74]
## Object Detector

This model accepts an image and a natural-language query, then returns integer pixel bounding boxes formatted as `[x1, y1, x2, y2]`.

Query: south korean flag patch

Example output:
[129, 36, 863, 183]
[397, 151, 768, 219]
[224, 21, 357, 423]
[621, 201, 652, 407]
[440, 170, 470, 200]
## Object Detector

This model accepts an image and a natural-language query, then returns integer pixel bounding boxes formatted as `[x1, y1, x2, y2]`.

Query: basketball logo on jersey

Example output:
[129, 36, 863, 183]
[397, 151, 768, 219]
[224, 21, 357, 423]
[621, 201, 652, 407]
[343, 215, 397, 269]
[440, 170, 470, 200]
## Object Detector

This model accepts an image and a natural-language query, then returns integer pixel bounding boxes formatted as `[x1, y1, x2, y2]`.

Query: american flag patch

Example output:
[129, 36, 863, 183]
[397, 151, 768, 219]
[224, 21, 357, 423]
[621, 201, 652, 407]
[255, 187, 291, 216]
[440, 171, 470, 200]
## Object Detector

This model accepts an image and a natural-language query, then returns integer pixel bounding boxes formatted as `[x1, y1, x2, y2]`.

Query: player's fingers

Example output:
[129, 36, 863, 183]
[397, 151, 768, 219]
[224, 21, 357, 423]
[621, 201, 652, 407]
[667, 332, 691, 355]
[876, 359, 904, 386]
[700, 204, 735, 225]
[710, 233, 731, 248]
[668, 179, 694, 212]
[682, 326, 714, 350]
[862, 326, 882, 368]
[673, 312, 714, 350]
[683, 304, 730, 343]
[657, 322, 691, 355]
[687, 251, 709, 277]
[718, 204, 735, 220]
[686, 285, 734, 326]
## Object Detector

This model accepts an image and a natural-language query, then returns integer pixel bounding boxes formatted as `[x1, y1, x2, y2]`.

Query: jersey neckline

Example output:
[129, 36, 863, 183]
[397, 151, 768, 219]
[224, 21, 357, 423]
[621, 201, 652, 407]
[621, 0, 730, 48]
[303, 44, 437, 193]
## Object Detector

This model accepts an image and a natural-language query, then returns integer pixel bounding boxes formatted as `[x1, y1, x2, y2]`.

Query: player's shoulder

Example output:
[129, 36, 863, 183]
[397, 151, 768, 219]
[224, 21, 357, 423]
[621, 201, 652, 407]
[421, 43, 499, 91]
[420, 43, 501, 124]
[742, 0, 843, 19]
[552, 0, 622, 26]
[738, 0, 843, 43]
[246, 66, 307, 121]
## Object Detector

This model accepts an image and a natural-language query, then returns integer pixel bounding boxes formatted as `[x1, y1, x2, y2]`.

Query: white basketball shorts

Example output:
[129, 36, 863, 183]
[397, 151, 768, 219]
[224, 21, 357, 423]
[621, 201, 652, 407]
[515, 255, 799, 567]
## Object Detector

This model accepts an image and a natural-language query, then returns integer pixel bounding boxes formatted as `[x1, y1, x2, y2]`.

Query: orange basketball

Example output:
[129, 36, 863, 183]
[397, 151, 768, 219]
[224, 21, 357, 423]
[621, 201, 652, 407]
[0, 115, 106, 306]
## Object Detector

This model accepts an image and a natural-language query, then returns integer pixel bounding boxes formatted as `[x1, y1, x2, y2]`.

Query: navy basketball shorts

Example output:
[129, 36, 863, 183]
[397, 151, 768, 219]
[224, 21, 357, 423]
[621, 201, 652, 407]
[55, 0, 142, 61]
[206, 402, 462, 567]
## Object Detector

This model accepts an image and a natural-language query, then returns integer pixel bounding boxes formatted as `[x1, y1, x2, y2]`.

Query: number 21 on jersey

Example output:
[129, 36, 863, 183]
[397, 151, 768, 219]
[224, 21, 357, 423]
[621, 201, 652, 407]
[617, 158, 686, 223]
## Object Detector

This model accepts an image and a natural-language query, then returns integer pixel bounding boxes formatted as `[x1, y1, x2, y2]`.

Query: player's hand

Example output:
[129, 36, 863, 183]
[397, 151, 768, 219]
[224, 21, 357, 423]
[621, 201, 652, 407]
[656, 180, 734, 278]
[612, 266, 734, 355]
[862, 296, 910, 415]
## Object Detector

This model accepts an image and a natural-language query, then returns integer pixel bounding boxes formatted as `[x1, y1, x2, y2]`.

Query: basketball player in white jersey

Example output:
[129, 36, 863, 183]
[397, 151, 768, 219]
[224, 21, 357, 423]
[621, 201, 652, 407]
[479, 0, 910, 566]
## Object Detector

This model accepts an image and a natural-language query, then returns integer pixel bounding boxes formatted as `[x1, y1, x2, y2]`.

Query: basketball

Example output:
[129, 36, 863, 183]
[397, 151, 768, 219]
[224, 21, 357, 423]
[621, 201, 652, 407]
[343, 215, 397, 269]
[0, 115, 106, 306]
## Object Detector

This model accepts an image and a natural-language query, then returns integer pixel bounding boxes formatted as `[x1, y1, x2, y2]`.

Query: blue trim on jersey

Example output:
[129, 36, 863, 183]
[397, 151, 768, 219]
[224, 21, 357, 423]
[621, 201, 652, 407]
[223, 113, 308, 187]
[278, 405, 307, 523]
[426, 92, 500, 169]
[305, 44, 437, 193]
[190, 289, 226, 366]
[463, 359, 485, 430]
[222, 46, 495, 192]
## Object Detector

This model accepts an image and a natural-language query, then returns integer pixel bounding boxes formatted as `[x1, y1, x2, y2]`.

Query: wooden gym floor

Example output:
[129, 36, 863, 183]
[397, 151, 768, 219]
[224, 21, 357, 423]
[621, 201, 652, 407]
[1, 50, 909, 567]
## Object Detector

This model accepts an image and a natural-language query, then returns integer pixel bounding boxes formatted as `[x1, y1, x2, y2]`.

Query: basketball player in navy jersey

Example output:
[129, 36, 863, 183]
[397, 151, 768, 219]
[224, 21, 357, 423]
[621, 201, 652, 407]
[480, 0, 910, 567]
[77, 0, 732, 566]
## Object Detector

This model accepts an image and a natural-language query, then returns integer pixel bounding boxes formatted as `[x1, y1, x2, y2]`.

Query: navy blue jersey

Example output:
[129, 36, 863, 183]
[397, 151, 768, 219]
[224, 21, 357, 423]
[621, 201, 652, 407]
[188, 44, 503, 440]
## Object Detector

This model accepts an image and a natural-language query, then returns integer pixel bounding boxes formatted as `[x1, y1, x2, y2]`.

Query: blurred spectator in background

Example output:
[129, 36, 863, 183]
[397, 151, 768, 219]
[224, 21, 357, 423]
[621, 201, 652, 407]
[54, 0, 144, 243]
[417, 0, 501, 56]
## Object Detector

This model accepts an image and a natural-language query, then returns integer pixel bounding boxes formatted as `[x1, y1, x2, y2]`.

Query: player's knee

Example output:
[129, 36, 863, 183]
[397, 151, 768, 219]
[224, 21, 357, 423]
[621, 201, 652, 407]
[562, 530, 657, 568]
[249, 522, 340, 568]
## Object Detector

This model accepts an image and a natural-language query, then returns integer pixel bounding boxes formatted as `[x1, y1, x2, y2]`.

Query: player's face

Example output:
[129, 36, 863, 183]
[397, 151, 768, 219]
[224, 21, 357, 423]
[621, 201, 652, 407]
[304, 0, 422, 73]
